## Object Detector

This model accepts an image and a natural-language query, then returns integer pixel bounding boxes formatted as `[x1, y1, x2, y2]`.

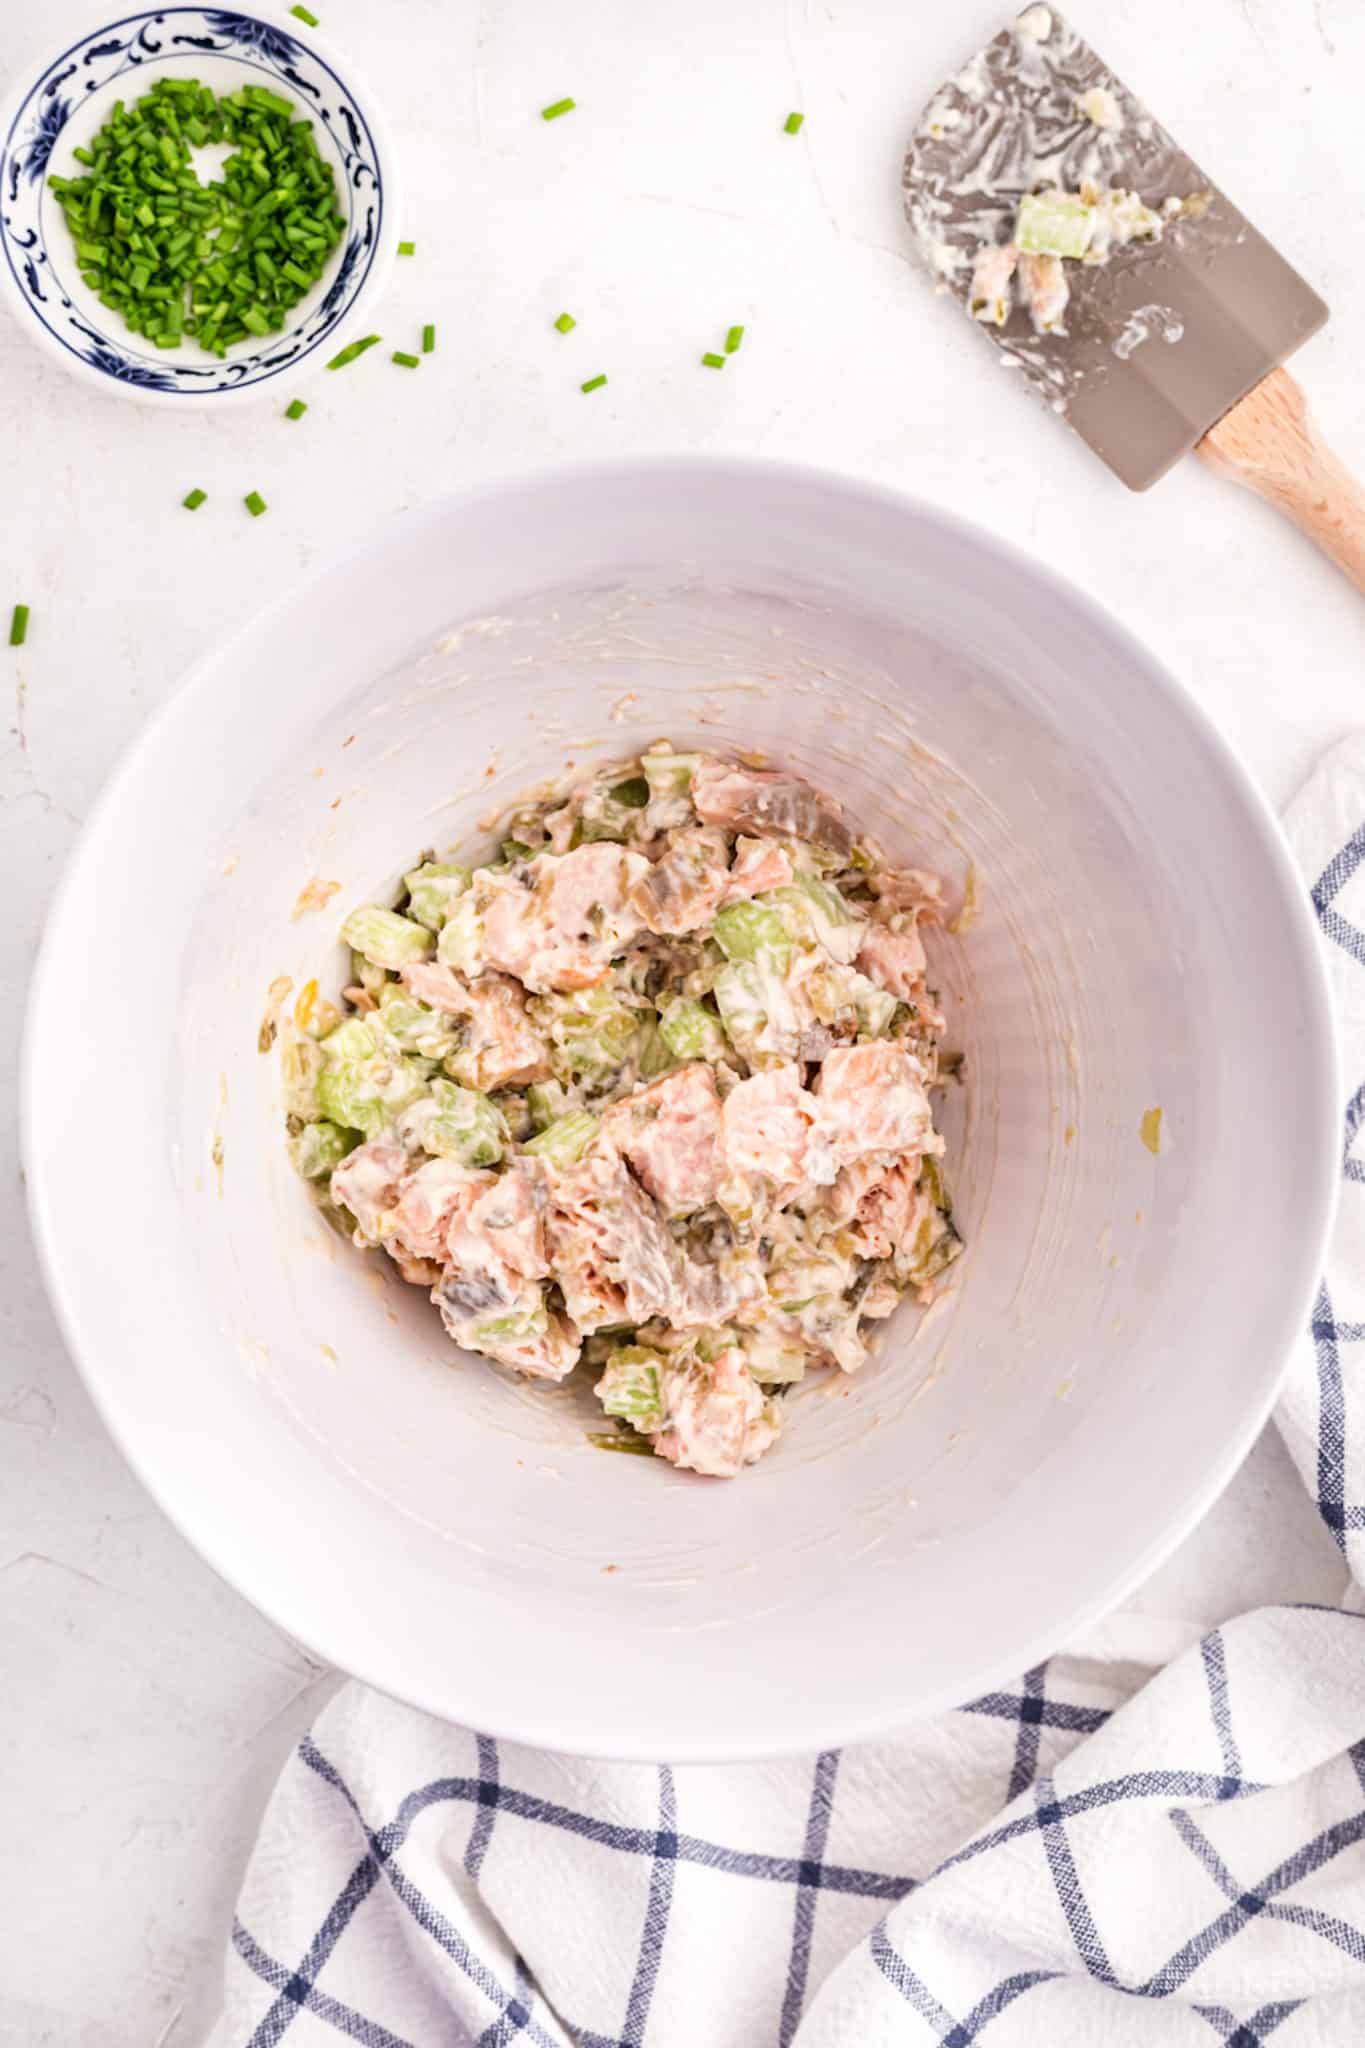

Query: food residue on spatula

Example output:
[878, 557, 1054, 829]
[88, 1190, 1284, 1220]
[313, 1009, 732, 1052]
[970, 181, 1174, 336]
[904, 5, 1216, 424]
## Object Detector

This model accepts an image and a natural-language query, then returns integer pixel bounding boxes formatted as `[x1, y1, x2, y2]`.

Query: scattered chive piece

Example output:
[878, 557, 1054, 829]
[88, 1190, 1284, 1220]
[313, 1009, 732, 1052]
[422, 322, 435, 353]
[244, 490, 267, 517]
[285, 397, 307, 420]
[397, 239, 415, 256]
[701, 351, 725, 369]
[290, 3, 320, 21]
[326, 333, 381, 369]
[725, 324, 744, 353]
[182, 487, 207, 509]
[783, 110, 805, 134]
[553, 311, 576, 334]
[580, 373, 607, 393]
[391, 349, 420, 367]
[541, 97, 576, 121]
[10, 603, 30, 647]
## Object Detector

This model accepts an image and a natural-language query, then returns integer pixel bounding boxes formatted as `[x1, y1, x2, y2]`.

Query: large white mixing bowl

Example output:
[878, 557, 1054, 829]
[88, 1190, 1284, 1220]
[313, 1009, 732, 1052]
[22, 460, 1338, 1762]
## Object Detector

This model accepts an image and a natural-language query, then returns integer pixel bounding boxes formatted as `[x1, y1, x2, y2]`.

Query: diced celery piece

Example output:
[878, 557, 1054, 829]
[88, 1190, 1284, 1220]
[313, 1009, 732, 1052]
[642, 749, 701, 796]
[316, 1030, 428, 1136]
[340, 905, 434, 970]
[527, 1078, 570, 1131]
[291, 1120, 358, 1179]
[770, 875, 860, 960]
[637, 1020, 675, 1078]
[713, 898, 792, 966]
[597, 1344, 666, 1429]
[320, 1016, 378, 1064]
[472, 1298, 547, 1346]
[350, 950, 388, 995]
[281, 1029, 325, 1120]
[316, 1064, 380, 1135]
[436, 893, 483, 972]
[377, 982, 455, 1056]
[404, 861, 471, 932]
[658, 995, 727, 1062]
[853, 978, 900, 1038]
[423, 1079, 507, 1167]
[713, 960, 767, 1047]
[743, 1325, 807, 1384]
[1015, 189, 1095, 259]
[523, 1108, 599, 1166]
[316, 1065, 410, 1137]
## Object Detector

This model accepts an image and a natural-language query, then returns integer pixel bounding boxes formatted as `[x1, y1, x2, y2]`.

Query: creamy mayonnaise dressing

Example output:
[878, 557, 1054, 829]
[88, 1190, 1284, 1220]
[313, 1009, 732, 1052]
[286, 746, 964, 1478]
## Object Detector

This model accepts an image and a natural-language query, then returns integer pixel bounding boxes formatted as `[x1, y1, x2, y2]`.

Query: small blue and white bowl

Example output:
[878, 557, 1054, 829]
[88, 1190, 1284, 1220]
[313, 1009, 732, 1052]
[0, 7, 400, 404]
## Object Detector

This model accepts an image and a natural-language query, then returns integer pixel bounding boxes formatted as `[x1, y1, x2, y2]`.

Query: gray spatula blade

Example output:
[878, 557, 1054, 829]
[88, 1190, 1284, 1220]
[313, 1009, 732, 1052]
[903, 6, 1328, 491]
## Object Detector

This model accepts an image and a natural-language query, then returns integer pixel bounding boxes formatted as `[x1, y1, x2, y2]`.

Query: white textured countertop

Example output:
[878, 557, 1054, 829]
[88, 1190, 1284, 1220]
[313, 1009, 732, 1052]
[3, 1, 1364, 2040]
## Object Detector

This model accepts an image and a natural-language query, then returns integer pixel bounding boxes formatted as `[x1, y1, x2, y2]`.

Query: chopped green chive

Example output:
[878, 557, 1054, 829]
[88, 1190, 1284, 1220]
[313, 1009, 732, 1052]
[701, 352, 725, 368]
[45, 76, 346, 359]
[285, 397, 307, 420]
[244, 490, 267, 517]
[725, 324, 744, 353]
[541, 97, 576, 121]
[783, 110, 805, 134]
[553, 311, 576, 334]
[326, 333, 381, 369]
[580, 373, 607, 393]
[182, 486, 207, 509]
[290, 3, 320, 22]
[10, 603, 30, 647]
[391, 349, 420, 367]
[422, 322, 435, 353]
[397, 239, 415, 256]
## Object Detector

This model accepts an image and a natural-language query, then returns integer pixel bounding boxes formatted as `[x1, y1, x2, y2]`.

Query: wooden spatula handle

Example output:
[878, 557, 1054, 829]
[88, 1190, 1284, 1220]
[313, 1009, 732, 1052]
[1198, 368, 1365, 595]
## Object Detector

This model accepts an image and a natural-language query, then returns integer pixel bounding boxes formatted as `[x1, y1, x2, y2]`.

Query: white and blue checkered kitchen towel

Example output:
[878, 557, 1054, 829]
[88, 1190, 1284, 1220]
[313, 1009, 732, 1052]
[210, 735, 1365, 2048]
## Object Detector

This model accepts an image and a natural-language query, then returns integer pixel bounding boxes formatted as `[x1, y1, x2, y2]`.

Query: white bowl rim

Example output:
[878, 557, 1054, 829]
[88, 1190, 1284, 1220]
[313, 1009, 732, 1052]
[21, 456, 1342, 1760]
[0, 2, 401, 408]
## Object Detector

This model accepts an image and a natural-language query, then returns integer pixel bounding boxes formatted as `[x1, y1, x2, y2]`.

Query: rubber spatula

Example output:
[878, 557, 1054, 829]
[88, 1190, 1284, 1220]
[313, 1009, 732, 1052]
[903, 5, 1364, 591]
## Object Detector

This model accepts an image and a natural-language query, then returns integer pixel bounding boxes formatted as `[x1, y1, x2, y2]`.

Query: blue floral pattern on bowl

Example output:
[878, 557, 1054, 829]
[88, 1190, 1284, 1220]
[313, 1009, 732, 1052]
[0, 8, 387, 397]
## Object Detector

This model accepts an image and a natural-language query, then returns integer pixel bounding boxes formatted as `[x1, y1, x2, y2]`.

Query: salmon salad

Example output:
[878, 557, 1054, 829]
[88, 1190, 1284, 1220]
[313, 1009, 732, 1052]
[283, 746, 963, 1478]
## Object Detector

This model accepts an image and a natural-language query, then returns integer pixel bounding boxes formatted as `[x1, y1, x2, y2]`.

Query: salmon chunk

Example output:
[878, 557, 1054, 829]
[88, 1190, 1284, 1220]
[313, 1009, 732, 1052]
[547, 1150, 685, 1331]
[331, 1140, 408, 1242]
[631, 827, 731, 936]
[602, 1062, 722, 1216]
[401, 962, 549, 1090]
[847, 1157, 919, 1260]
[388, 1156, 483, 1263]
[652, 1348, 779, 1478]
[478, 843, 651, 992]
[720, 1064, 833, 1187]
[692, 759, 852, 861]
[815, 1042, 936, 1167]
[723, 836, 793, 899]
[968, 240, 1017, 324]
[436, 1166, 575, 1379]
[856, 921, 927, 1001]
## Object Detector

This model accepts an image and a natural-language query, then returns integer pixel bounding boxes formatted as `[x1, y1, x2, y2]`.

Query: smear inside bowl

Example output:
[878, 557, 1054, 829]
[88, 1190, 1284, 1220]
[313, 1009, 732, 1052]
[23, 462, 1336, 1758]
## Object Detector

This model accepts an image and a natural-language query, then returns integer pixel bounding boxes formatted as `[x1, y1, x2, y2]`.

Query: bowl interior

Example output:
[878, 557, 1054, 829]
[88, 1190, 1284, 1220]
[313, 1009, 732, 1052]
[23, 462, 1336, 1759]
[1, 8, 387, 397]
